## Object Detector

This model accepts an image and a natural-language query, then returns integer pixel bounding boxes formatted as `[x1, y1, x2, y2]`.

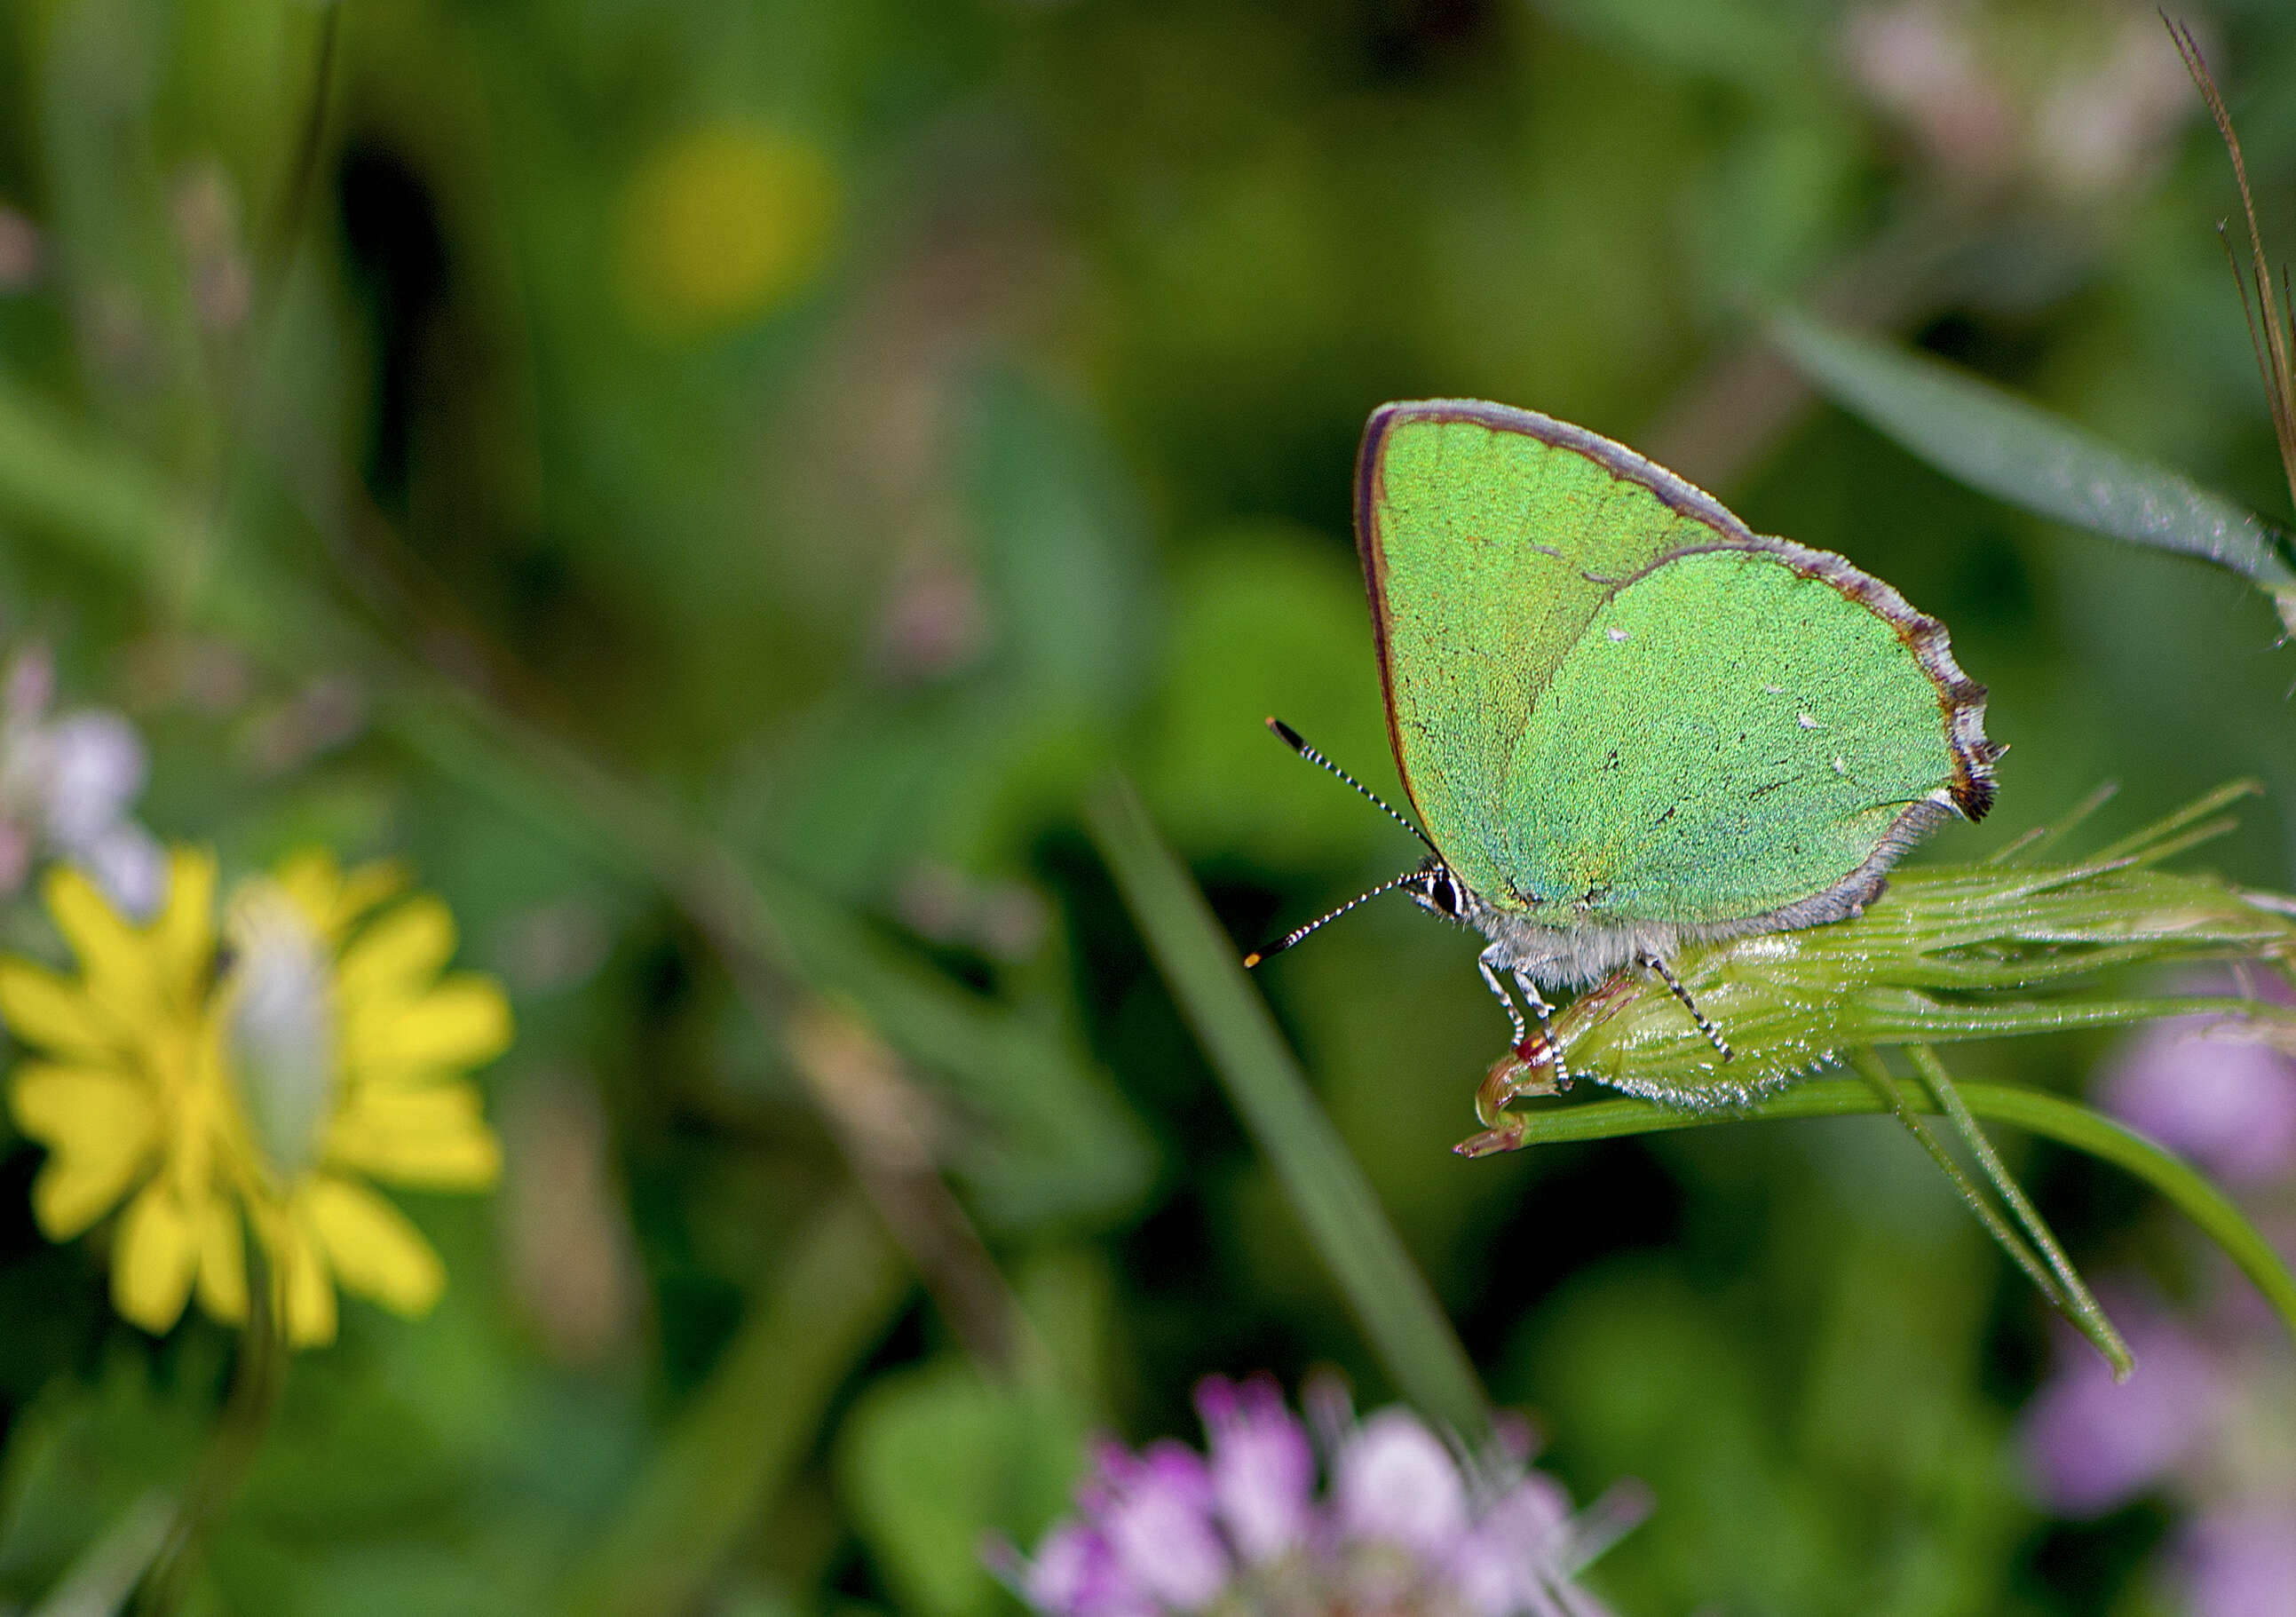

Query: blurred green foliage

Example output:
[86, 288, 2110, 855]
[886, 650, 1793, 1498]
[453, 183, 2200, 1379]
[0, 0, 2294, 1613]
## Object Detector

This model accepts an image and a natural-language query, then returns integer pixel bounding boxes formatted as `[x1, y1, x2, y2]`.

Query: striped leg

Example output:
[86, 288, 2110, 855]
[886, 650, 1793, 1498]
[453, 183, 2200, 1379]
[1640, 953, 1731, 1061]
[1477, 949, 1526, 1044]
[1511, 968, 1572, 1091]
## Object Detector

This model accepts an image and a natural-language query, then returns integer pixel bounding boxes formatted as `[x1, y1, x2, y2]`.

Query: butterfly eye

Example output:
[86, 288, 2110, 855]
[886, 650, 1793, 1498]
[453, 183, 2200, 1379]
[1424, 872, 1461, 916]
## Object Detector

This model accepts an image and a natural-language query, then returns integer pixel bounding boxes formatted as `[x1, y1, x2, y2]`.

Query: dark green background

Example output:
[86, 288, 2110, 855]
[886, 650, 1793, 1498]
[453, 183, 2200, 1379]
[2, 1, 2292, 1613]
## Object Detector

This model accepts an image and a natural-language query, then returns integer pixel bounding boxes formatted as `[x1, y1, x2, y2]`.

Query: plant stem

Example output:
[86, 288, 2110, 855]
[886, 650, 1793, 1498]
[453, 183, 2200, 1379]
[1085, 774, 1492, 1445]
[1463, 1081, 2296, 1356]
[1849, 1050, 2077, 1321]
[1905, 1045, 2132, 1377]
[137, 1259, 285, 1614]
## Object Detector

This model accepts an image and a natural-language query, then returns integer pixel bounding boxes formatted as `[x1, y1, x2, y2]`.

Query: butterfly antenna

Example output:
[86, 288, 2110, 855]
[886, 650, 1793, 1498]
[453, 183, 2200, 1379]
[1263, 717, 1437, 853]
[1244, 870, 1420, 968]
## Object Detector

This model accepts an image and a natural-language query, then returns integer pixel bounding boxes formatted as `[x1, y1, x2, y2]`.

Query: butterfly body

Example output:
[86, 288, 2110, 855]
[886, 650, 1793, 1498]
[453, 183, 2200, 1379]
[1404, 850, 1754, 991]
[1351, 400, 1998, 1046]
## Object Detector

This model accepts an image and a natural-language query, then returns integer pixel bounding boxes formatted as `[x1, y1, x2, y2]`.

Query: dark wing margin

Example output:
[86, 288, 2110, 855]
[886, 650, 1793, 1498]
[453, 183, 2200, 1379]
[1351, 403, 1420, 820]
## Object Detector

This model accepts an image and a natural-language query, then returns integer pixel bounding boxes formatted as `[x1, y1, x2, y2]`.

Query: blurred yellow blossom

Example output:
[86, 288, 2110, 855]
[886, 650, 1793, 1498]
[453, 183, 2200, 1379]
[617, 123, 838, 336]
[1, 848, 509, 1346]
[0, 850, 244, 1333]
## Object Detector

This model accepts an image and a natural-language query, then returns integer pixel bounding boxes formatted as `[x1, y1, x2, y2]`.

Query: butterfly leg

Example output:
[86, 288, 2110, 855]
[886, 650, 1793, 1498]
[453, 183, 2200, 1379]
[1509, 967, 1573, 1091]
[1475, 948, 1572, 1095]
[1477, 950, 1527, 1045]
[1640, 953, 1732, 1062]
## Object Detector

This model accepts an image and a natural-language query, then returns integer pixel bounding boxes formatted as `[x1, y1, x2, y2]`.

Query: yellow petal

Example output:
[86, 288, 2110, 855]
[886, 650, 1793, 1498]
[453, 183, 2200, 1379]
[194, 1194, 248, 1325]
[0, 960, 125, 1062]
[306, 1175, 445, 1317]
[333, 861, 412, 934]
[44, 866, 160, 1024]
[328, 1082, 502, 1189]
[153, 850, 217, 996]
[344, 977, 512, 1074]
[275, 851, 407, 944]
[336, 897, 455, 1011]
[272, 849, 343, 931]
[114, 1180, 199, 1333]
[270, 1202, 337, 1349]
[10, 1065, 157, 1237]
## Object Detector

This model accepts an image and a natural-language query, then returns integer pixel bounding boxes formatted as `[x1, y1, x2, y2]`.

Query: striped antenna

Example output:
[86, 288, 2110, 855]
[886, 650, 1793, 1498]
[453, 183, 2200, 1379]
[1244, 869, 1421, 968]
[1263, 717, 1436, 852]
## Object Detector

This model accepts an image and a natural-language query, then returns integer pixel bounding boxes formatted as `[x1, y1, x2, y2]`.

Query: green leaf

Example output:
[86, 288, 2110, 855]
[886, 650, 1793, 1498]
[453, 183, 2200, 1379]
[1144, 526, 1398, 867]
[835, 1359, 1081, 1617]
[1534, 0, 1817, 97]
[964, 367, 1157, 725]
[1083, 774, 1491, 1444]
[0, 1351, 210, 1603]
[1770, 309, 2296, 627]
[1461, 787, 2296, 1367]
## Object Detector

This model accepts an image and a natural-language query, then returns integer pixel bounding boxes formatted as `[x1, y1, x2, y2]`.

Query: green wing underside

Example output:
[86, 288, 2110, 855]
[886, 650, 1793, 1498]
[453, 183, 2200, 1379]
[1502, 551, 1950, 924]
[1362, 407, 1967, 929]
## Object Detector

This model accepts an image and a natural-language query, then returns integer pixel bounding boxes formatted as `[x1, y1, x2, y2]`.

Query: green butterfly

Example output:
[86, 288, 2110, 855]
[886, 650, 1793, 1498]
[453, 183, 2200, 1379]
[1252, 400, 1999, 1082]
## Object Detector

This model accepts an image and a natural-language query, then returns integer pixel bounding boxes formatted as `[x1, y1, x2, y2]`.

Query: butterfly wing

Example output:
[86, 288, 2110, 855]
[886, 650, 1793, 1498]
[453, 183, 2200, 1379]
[1500, 543, 1991, 926]
[1357, 401, 1768, 903]
[1355, 400, 1994, 929]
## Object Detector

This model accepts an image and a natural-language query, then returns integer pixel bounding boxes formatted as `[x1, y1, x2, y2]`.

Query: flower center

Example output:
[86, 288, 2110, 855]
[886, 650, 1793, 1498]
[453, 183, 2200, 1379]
[223, 883, 337, 1182]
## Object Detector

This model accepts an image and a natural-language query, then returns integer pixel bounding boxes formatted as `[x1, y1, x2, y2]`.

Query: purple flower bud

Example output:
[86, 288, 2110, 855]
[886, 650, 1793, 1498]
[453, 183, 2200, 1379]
[84, 823, 166, 920]
[1195, 1374, 1315, 1563]
[1097, 1439, 1231, 1611]
[1449, 1475, 1572, 1615]
[2098, 1019, 2296, 1185]
[1000, 1379, 1627, 1617]
[2181, 1503, 2296, 1617]
[4, 645, 52, 729]
[2020, 1308, 2222, 1518]
[43, 711, 147, 851]
[1005, 1521, 1152, 1617]
[1334, 1407, 1469, 1557]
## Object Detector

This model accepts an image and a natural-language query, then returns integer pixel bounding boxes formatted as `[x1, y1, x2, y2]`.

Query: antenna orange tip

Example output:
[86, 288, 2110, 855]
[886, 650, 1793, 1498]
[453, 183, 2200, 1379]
[1241, 951, 1263, 968]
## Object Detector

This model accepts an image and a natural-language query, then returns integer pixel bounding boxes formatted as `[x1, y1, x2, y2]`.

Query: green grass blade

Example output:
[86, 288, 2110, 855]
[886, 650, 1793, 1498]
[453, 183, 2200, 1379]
[2085, 779, 2263, 866]
[566, 1191, 910, 1617]
[1462, 1080, 2296, 1354]
[1848, 1050, 2079, 1328]
[1987, 781, 2118, 867]
[1954, 1084, 2296, 1351]
[1084, 774, 1491, 1444]
[1770, 310, 2296, 612]
[1906, 1046, 2132, 1377]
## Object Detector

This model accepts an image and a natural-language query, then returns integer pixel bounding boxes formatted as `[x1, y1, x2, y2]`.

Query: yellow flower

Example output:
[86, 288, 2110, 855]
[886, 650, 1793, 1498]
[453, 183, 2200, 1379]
[0, 851, 245, 1333]
[1, 847, 510, 1347]
[616, 123, 839, 336]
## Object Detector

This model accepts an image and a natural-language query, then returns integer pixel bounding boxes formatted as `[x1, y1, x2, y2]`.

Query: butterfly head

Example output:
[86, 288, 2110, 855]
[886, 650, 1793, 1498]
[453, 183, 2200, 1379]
[1403, 855, 1476, 927]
